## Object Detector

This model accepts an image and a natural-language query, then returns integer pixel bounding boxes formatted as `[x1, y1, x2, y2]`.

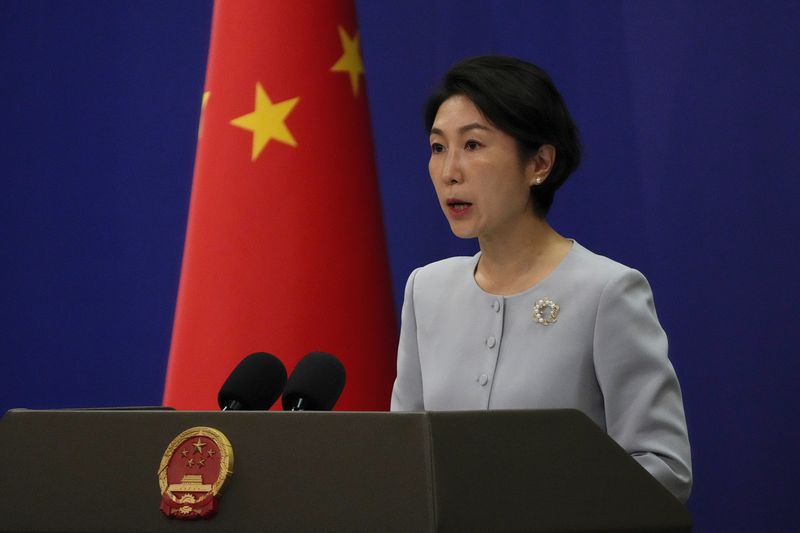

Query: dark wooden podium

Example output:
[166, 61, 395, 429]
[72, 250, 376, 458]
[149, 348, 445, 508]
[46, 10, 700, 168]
[0, 409, 691, 532]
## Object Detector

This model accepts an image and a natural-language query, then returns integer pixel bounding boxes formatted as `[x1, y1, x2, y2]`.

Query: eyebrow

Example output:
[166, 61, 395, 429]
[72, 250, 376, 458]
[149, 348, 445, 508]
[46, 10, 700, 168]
[430, 122, 492, 136]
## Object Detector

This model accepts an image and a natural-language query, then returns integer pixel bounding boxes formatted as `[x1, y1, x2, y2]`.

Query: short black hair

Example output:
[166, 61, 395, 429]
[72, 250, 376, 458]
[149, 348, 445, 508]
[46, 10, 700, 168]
[424, 55, 581, 218]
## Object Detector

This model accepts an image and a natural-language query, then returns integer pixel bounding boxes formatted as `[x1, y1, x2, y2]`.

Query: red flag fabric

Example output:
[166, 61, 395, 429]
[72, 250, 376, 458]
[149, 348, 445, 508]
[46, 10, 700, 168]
[163, 0, 397, 410]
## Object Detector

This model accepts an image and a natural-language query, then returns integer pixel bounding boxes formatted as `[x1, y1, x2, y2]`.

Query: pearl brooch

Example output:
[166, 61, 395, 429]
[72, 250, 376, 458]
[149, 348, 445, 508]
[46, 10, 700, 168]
[533, 298, 560, 325]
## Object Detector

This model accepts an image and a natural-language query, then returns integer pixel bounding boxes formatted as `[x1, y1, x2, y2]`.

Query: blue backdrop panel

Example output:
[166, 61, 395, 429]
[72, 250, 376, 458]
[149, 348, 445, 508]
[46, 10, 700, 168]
[1, 1, 798, 531]
[0, 1, 212, 407]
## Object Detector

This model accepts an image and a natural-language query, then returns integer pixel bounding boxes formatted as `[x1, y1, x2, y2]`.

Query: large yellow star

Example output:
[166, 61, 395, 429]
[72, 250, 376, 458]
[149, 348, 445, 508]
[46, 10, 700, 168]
[330, 26, 364, 97]
[230, 83, 299, 161]
[192, 438, 207, 454]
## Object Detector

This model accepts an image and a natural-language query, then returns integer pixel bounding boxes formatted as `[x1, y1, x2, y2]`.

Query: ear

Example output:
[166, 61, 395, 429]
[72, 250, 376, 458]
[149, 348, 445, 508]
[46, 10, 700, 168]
[525, 144, 556, 186]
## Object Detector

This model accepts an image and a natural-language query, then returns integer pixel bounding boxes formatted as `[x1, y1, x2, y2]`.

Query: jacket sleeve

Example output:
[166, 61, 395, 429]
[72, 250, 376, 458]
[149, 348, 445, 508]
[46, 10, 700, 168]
[390, 268, 424, 411]
[593, 268, 693, 502]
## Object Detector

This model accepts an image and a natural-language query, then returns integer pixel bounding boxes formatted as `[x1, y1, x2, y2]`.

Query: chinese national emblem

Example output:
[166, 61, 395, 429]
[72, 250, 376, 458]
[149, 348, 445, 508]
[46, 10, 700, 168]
[158, 427, 233, 519]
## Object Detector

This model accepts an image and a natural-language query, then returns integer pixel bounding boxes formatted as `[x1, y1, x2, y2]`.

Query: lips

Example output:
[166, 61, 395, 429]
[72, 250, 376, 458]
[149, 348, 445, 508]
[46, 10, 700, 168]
[446, 198, 472, 217]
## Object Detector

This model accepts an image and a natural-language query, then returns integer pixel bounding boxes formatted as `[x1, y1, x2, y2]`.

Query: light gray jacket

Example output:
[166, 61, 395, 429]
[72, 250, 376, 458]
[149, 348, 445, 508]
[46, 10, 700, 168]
[391, 241, 692, 502]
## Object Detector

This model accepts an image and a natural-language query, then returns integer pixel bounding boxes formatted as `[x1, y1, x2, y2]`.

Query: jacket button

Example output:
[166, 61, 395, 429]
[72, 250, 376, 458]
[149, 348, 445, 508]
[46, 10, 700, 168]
[486, 336, 496, 348]
[479, 374, 489, 386]
[491, 299, 501, 312]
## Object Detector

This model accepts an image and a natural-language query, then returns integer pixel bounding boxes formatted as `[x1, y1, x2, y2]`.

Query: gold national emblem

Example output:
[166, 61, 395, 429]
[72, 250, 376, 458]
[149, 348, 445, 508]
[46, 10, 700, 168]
[158, 426, 233, 519]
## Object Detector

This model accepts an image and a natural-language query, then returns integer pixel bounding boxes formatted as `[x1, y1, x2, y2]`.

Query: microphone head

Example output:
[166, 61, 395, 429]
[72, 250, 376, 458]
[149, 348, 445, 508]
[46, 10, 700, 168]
[282, 352, 346, 411]
[217, 352, 287, 410]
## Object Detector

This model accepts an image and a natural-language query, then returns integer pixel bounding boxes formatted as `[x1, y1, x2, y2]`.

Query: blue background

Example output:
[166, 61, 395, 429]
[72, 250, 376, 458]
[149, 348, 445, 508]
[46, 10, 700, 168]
[1, 1, 798, 530]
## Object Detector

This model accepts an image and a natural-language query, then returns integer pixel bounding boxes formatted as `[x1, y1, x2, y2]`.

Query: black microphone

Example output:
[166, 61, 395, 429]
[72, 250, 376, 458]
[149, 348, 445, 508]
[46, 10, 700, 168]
[217, 352, 288, 410]
[282, 352, 346, 411]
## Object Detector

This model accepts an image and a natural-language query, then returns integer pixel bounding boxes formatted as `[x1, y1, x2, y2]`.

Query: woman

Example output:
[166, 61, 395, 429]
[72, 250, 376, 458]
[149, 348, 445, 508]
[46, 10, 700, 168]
[390, 56, 692, 503]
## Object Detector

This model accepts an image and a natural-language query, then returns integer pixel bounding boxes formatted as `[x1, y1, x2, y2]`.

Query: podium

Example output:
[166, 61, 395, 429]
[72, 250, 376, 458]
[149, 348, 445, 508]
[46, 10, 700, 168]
[0, 409, 691, 532]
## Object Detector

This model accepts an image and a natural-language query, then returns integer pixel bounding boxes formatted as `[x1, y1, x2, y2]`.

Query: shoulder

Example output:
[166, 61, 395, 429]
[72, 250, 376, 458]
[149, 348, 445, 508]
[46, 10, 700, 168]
[569, 242, 634, 277]
[403, 255, 479, 306]
[412, 255, 476, 283]
[565, 243, 659, 325]
[564, 242, 649, 291]
[546, 242, 657, 318]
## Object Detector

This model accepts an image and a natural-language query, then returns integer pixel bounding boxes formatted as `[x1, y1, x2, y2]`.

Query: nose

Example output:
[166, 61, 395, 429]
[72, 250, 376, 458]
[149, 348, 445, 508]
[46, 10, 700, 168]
[435, 149, 463, 185]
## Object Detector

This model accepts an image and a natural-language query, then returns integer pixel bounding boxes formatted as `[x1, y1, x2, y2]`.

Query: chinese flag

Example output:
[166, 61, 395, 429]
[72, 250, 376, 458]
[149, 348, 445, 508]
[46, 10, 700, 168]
[163, 0, 397, 410]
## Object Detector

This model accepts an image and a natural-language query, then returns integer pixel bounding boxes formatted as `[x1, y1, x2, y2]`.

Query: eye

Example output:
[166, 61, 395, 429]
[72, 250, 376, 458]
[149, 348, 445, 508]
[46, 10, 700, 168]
[430, 142, 445, 154]
[464, 140, 481, 151]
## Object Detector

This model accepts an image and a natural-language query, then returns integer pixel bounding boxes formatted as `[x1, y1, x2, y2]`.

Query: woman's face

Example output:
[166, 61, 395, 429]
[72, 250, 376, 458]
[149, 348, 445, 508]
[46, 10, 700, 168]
[428, 95, 538, 240]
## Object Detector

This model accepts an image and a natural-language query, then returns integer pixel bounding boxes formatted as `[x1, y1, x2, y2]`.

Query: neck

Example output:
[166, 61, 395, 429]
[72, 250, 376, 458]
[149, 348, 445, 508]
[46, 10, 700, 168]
[475, 214, 571, 295]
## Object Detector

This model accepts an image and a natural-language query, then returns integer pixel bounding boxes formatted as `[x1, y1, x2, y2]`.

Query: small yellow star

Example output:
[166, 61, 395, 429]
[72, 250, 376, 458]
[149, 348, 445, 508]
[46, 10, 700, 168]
[192, 438, 207, 454]
[198, 458, 205, 468]
[230, 83, 299, 161]
[187, 458, 194, 467]
[181, 449, 189, 457]
[330, 26, 364, 97]
[207, 449, 215, 457]
[198, 91, 211, 138]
